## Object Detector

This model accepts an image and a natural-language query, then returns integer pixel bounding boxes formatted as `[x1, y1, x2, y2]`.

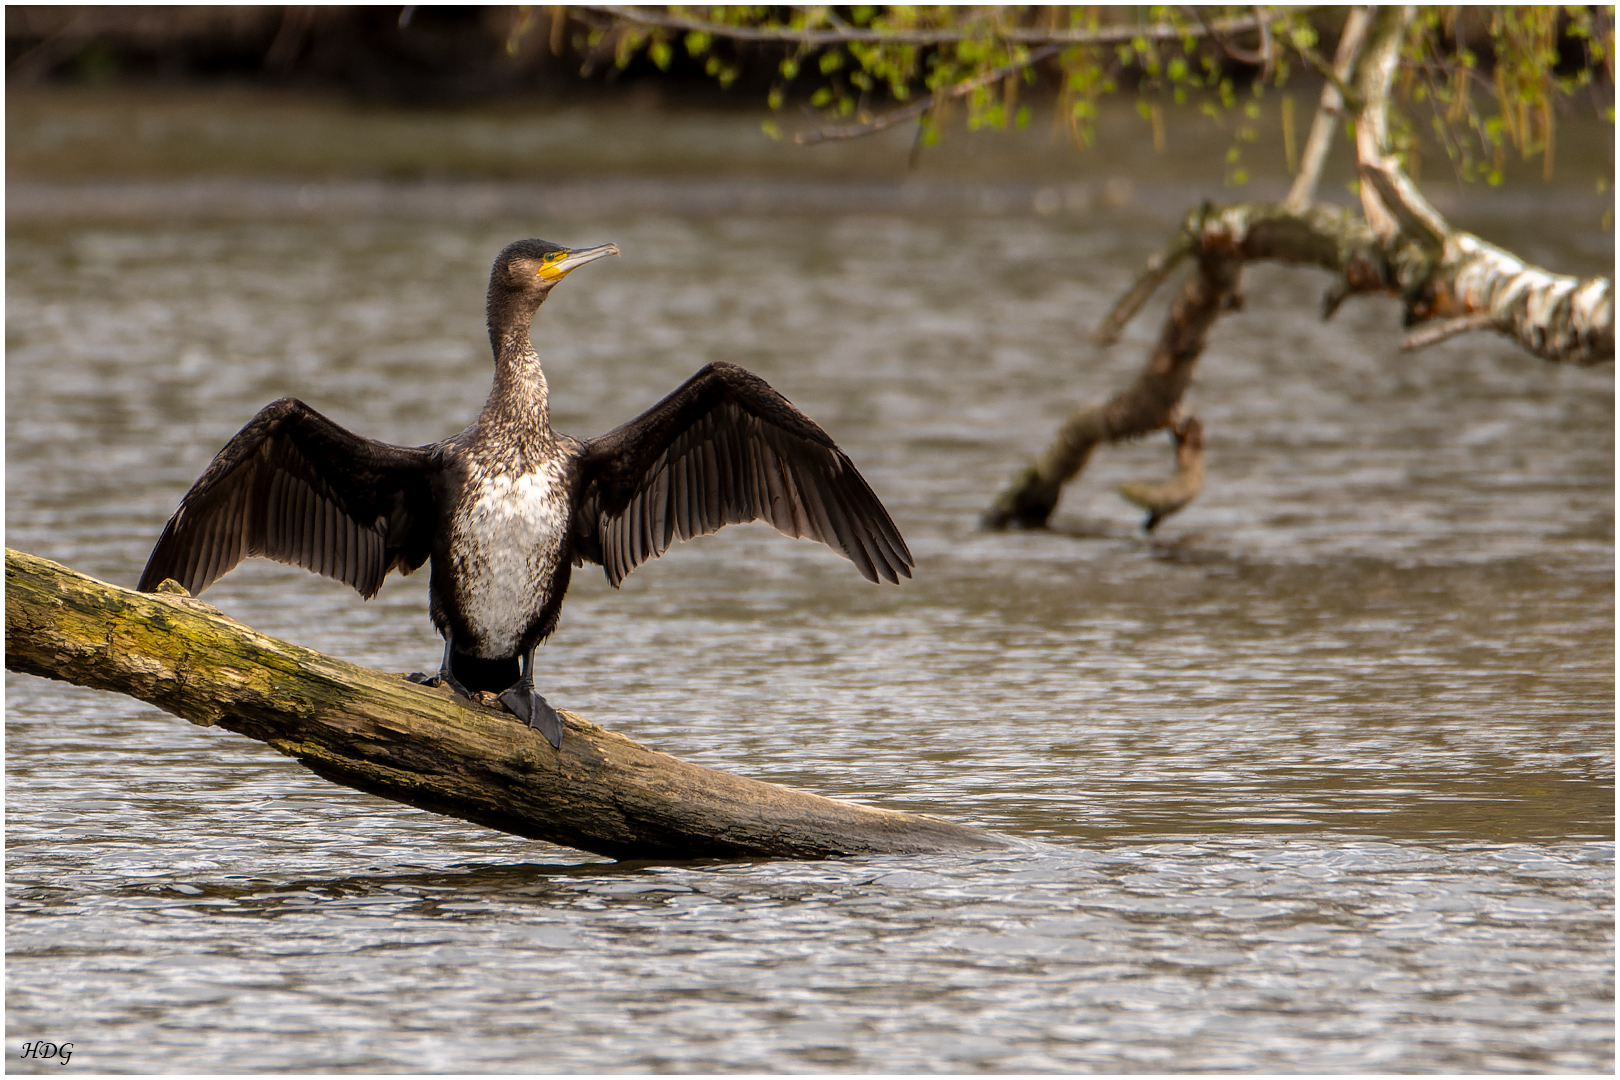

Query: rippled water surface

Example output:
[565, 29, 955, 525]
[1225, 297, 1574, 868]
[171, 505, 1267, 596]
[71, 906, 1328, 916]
[7, 96, 1614, 1073]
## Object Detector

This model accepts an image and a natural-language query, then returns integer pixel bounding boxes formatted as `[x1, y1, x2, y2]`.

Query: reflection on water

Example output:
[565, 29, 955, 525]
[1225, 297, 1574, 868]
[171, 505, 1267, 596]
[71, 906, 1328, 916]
[6, 101, 1614, 1072]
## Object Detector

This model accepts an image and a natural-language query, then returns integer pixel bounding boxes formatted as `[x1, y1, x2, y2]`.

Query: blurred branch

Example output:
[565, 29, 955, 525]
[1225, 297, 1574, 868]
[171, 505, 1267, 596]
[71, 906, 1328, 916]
[1357, 157, 1449, 245]
[1351, 5, 1412, 241]
[1092, 233, 1197, 347]
[586, 5, 1263, 47]
[1251, 4, 1277, 81]
[8, 9, 103, 81]
[1183, 4, 1270, 69]
[985, 201, 1384, 530]
[1284, 5, 1370, 211]
[1117, 413, 1206, 532]
[1400, 313, 1497, 351]
[1361, 160, 1614, 364]
[987, 160, 1612, 531]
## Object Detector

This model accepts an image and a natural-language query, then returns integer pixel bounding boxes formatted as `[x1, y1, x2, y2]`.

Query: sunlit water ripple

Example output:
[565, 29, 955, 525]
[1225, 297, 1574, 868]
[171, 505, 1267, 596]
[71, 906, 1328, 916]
[6, 159, 1612, 1072]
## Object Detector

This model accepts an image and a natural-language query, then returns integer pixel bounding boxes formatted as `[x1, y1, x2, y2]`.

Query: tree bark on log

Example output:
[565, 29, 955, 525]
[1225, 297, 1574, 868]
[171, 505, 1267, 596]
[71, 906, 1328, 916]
[4, 548, 1005, 861]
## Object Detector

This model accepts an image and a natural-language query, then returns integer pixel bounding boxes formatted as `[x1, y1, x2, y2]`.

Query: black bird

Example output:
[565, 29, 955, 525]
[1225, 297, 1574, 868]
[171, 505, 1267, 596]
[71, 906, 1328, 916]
[138, 239, 913, 748]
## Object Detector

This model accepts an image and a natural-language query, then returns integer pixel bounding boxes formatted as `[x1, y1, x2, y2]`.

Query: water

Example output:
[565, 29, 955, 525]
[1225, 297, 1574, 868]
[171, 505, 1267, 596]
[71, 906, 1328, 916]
[6, 94, 1614, 1072]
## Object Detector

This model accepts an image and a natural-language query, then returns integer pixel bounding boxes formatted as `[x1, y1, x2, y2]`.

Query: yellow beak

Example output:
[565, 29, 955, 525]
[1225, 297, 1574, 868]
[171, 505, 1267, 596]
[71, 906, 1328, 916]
[539, 243, 620, 281]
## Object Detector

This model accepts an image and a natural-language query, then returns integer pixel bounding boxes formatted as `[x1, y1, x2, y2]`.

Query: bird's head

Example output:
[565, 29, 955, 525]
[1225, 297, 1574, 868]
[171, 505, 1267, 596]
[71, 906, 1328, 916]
[490, 238, 620, 305]
[486, 239, 620, 358]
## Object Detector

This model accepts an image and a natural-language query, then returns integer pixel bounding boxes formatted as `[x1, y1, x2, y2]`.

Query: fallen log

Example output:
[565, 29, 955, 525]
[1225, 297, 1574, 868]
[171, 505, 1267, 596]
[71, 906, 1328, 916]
[5, 548, 1004, 860]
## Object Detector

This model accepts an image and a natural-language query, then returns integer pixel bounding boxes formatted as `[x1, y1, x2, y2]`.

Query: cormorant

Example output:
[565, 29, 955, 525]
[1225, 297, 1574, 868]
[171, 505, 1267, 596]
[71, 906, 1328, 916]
[138, 239, 913, 748]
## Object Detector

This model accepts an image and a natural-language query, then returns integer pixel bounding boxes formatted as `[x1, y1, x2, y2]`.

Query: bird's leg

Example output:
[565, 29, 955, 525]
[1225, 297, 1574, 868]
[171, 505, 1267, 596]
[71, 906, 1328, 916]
[498, 649, 563, 749]
[407, 637, 472, 698]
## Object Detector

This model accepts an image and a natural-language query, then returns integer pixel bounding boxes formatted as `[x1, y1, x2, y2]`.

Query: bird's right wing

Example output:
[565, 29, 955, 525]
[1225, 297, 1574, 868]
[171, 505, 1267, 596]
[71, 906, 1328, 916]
[138, 397, 439, 598]
[572, 361, 913, 587]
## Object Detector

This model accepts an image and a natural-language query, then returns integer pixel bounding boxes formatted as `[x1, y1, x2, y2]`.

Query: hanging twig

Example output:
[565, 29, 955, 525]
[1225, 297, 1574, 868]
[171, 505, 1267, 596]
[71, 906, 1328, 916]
[797, 44, 1063, 145]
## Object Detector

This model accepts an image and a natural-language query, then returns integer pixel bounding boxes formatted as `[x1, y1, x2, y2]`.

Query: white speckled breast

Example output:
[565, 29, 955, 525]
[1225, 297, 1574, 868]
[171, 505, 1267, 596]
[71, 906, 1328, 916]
[448, 459, 569, 657]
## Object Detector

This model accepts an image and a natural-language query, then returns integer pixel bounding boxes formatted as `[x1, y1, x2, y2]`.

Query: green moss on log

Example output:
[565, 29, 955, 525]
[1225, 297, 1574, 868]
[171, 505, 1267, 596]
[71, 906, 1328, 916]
[6, 548, 1005, 860]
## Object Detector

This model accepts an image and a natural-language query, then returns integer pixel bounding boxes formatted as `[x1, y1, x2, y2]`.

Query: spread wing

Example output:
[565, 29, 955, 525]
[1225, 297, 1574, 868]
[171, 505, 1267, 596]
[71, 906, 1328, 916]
[138, 397, 439, 598]
[573, 361, 913, 588]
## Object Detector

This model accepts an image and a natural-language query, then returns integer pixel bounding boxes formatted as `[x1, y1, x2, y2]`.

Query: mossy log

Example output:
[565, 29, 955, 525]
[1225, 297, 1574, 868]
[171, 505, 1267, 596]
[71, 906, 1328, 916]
[5, 548, 1004, 860]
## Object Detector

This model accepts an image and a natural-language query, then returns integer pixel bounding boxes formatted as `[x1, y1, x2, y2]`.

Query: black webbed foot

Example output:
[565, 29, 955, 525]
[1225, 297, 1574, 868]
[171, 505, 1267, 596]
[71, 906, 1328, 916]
[407, 660, 471, 698]
[499, 683, 563, 748]
[410, 639, 476, 698]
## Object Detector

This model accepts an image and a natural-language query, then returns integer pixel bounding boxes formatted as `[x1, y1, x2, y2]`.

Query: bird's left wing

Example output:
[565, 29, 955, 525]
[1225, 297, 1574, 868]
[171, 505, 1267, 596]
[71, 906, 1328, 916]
[138, 397, 439, 598]
[573, 361, 913, 587]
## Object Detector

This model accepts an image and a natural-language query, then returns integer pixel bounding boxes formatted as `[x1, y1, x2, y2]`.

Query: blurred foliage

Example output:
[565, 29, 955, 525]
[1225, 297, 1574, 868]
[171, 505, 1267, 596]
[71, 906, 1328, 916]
[570, 5, 1614, 184]
[1403, 6, 1614, 183]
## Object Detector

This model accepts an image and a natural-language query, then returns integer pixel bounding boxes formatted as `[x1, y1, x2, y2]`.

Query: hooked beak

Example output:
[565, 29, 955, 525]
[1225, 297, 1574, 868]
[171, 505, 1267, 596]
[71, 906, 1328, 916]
[539, 243, 620, 281]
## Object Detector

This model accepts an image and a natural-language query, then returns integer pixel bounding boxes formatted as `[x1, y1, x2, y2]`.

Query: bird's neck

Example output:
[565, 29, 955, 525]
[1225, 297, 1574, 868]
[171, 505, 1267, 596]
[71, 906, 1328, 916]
[482, 304, 553, 445]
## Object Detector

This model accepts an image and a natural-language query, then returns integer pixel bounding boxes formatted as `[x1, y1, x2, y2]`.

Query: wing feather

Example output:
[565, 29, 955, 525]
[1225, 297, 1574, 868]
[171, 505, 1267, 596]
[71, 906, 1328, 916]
[575, 362, 912, 588]
[313, 494, 328, 578]
[198, 510, 221, 594]
[674, 450, 693, 542]
[138, 397, 439, 598]
[344, 507, 359, 588]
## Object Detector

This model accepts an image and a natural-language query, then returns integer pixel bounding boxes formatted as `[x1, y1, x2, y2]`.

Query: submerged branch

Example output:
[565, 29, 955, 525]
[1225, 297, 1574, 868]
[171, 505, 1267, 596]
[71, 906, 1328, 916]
[983, 204, 1302, 529]
[5, 549, 1005, 861]
[1117, 414, 1207, 532]
[983, 176, 1611, 530]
